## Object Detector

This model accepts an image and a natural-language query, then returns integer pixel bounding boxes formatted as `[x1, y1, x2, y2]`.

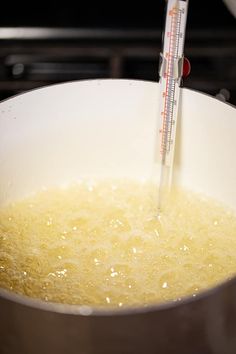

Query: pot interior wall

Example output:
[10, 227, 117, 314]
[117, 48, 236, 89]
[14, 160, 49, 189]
[0, 79, 235, 210]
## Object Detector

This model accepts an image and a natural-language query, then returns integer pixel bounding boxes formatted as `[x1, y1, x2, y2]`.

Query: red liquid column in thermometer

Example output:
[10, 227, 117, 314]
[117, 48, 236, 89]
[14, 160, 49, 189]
[159, 0, 189, 188]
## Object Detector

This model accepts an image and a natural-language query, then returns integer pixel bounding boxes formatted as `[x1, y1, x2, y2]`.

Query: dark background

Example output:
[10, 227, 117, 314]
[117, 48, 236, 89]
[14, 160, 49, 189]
[0, 1, 234, 29]
[0, 0, 235, 104]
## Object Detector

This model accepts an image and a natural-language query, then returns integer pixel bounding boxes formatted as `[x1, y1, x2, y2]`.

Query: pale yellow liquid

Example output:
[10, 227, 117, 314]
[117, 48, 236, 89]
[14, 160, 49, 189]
[0, 180, 236, 308]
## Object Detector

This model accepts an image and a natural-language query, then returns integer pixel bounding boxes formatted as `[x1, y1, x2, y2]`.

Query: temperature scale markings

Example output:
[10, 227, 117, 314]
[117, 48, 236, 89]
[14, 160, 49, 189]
[161, 7, 177, 156]
[161, 5, 183, 157]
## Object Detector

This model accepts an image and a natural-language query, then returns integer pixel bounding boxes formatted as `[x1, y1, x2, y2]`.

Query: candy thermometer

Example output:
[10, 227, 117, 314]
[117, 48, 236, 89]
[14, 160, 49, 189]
[158, 0, 189, 208]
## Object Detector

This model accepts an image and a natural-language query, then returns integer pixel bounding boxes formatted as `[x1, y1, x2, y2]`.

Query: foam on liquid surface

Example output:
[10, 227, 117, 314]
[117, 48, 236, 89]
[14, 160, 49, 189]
[0, 180, 236, 308]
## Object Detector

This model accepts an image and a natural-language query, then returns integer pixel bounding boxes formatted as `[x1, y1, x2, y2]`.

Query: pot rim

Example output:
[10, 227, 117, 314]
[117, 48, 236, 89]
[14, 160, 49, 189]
[1, 276, 236, 317]
[0, 78, 235, 317]
[0, 77, 235, 110]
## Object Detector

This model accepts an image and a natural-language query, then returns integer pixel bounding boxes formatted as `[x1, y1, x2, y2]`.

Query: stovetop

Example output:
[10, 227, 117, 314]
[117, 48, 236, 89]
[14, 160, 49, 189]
[0, 0, 235, 105]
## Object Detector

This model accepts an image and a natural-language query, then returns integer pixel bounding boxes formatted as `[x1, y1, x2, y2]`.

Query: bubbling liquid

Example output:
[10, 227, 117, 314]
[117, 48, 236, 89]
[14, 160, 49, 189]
[0, 180, 236, 308]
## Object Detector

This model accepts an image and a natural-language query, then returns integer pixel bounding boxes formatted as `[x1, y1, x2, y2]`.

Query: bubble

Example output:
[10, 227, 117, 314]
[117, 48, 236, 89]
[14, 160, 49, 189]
[46, 218, 53, 226]
[111, 272, 118, 278]
[162, 282, 168, 289]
